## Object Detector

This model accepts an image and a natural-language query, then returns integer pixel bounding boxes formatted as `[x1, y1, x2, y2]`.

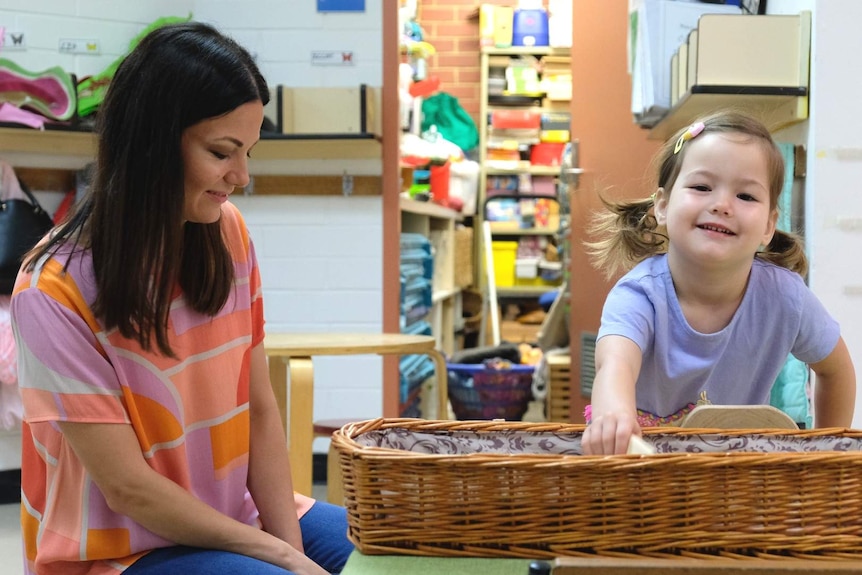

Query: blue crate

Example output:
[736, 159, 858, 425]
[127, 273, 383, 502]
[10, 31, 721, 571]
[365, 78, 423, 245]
[447, 361, 535, 421]
[400, 354, 435, 404]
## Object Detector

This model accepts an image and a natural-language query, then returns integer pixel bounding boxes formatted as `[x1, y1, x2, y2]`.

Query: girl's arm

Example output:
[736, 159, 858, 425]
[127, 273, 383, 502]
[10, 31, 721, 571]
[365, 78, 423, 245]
[810, 336, 856, 428]
[246, 342, 303, 551]
[581, 335, 643, 455]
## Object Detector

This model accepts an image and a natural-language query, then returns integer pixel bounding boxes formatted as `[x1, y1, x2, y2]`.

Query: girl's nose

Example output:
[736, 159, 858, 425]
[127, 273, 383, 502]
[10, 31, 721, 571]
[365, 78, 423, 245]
[710, 192, 732, 215]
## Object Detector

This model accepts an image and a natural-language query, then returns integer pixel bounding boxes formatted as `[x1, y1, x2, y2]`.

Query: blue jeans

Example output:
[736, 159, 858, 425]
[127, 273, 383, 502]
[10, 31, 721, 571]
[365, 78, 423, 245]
[124, 500, 354, 574]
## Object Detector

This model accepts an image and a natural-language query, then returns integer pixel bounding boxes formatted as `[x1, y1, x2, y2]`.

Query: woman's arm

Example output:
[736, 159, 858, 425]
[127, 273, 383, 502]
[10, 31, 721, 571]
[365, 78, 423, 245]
[246, 342, 303, 551]
[810, 336, 856, 428]
[59, 388, 325, 575]
[581, 335, 642, 455]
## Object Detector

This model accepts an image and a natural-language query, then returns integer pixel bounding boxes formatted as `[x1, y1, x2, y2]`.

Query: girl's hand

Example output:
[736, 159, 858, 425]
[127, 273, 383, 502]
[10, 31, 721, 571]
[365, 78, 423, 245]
[582, 410, 641, 455]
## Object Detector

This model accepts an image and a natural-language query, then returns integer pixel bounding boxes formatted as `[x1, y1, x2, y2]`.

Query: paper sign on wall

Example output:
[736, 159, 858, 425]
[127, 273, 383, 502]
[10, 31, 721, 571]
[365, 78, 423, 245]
[317, 0, 365, 12]
[311, 51, 355, 66]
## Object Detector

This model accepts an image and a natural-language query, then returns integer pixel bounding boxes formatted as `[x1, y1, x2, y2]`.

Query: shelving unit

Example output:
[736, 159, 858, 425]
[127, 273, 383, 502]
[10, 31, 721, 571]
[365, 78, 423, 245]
[647, 87, 808, 141]
[648, 11, 811, 141]
[400, 197, 463, 356]
[0, 127, 382, 196]
[476, 46, 572, 344]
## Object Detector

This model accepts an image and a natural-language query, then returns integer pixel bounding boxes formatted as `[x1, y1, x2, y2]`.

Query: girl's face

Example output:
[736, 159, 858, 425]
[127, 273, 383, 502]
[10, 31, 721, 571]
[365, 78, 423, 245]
[654, 132, 778, 270]
[181, 101, 264, 224]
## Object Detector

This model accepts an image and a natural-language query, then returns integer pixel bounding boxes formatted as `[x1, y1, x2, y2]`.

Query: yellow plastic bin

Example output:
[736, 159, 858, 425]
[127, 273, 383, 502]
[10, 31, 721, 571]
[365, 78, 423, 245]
[491, 241, 517, 287]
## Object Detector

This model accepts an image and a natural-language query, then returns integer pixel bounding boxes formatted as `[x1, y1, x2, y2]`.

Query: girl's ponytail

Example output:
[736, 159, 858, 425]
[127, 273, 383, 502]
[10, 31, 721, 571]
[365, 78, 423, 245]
[759, 229, 808, 278]
[585, 194, 667, 280]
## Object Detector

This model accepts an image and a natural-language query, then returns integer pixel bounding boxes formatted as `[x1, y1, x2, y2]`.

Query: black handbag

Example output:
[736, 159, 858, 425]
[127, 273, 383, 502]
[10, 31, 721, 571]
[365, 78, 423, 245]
[0, 179, 54, 294]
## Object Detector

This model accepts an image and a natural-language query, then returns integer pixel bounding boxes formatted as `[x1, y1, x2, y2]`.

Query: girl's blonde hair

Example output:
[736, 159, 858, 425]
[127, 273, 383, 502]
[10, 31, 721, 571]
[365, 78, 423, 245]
[585, 110, 807, 279]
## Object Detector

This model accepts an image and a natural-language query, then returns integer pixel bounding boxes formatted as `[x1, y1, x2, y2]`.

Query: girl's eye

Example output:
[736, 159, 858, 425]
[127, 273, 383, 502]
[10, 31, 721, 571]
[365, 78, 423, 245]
[691, 184, 710, 192]
[212, 151, 229, 160]
[738, 193, 757, 202]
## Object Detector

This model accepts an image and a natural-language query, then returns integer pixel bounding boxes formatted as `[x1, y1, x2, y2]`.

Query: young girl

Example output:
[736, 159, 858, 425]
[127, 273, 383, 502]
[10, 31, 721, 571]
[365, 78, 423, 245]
[582, 111, 856, 455]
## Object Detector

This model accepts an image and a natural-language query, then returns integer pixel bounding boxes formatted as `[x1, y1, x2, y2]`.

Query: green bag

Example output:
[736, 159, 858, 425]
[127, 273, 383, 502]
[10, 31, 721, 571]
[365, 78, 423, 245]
[421, 92, 479, 153]
[77, 14, 192, 117]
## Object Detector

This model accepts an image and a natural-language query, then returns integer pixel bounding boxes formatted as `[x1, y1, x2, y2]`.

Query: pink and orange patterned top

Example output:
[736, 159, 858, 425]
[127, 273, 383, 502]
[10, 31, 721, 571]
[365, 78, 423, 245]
[12, 203, 268, 575]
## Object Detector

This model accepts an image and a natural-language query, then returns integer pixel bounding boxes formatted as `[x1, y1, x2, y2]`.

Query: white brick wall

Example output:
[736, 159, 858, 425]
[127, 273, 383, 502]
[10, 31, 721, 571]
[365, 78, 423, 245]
[1, 0, 387, 449]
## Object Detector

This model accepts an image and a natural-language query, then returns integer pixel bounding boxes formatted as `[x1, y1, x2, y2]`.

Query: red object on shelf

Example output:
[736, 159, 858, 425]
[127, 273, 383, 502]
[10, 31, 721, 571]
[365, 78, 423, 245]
[430, 161, 450, 204]
[409, 76, 440, 98]
[529, 142, 566, 166]
[491, 109, 541, 129]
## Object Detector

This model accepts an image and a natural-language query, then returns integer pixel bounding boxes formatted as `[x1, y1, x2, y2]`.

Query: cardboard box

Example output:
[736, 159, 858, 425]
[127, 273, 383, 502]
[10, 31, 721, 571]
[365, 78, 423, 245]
[267, 85, 380, 135]
[692, 13, 811, 88]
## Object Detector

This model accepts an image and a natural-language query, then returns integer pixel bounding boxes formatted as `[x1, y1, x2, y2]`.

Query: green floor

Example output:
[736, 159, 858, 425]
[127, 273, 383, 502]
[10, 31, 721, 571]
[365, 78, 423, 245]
[342, 552, 534, 575]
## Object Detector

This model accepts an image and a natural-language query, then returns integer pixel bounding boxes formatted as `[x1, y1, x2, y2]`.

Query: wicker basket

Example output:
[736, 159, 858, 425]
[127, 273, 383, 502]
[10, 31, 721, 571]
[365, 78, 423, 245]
[331, 418, 862, 560]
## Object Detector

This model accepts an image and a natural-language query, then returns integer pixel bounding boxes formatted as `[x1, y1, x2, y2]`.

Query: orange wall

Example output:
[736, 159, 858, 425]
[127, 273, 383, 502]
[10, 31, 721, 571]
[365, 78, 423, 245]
[567, 0, 660, 422]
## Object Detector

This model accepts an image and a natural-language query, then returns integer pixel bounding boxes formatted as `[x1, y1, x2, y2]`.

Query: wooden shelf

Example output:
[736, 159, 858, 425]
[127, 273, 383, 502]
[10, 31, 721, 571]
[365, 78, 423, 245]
[400, 197, 463, 220]
[489, 226, 558, 236]
[0, 127, 97, 158]
[400, 199, 466, 356]
[485, 165, 562, 176]
[0, 127, 381, 169]
[647, 86, 808, 141]
[497, 286, 559, 297]
[482, 46, 570, 57]
[432, 287, 460, 303]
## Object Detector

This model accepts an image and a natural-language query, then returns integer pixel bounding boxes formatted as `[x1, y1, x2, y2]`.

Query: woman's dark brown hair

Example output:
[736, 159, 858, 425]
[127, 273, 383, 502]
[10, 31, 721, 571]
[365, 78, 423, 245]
[25, 22, 270, 356]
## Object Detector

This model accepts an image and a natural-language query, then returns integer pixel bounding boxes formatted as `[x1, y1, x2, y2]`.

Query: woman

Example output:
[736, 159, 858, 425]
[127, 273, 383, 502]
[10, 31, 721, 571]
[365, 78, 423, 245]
[12, 22, 352, 575]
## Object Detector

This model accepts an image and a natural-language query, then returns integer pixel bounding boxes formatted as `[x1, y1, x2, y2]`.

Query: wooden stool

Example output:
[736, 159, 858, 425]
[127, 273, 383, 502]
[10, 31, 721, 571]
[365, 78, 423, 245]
[312, 418, 358, 505]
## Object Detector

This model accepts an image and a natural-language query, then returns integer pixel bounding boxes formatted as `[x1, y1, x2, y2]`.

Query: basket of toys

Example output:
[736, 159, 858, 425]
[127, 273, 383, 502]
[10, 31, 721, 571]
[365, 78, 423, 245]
[331, 418, 862, 561]
[447, 359, 534, 421]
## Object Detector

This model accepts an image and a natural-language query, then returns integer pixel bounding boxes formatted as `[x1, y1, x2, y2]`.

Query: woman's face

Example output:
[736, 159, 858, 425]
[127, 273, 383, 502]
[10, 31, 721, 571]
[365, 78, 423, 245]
[181, 101, 264, 224]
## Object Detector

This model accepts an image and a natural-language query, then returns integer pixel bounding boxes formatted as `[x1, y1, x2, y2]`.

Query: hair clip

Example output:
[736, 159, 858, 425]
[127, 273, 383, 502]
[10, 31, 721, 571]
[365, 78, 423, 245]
[673, 121, 705, 154]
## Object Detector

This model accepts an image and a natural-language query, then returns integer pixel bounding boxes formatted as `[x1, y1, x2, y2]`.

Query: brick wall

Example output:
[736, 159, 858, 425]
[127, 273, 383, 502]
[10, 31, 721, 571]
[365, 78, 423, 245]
[416, 0, 549, 125]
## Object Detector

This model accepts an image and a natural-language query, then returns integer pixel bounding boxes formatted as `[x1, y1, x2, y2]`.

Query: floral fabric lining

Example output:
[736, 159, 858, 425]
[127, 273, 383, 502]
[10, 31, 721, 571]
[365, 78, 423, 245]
[354, 428, 862, 455]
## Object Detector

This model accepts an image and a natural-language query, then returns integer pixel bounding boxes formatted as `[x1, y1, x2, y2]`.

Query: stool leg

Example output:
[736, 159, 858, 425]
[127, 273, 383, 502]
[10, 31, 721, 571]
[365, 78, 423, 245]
[426, 348, 449, 420]
[288, 357, 314, 496]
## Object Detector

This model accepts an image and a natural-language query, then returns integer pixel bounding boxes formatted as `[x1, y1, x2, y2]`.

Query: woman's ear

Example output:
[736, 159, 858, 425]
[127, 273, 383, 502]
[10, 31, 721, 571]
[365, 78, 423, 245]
[653, 187, 668, 225]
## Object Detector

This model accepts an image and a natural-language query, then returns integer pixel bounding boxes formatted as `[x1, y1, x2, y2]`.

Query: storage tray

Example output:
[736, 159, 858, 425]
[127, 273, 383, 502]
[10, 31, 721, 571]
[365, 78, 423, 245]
[331, 419, 862, 560]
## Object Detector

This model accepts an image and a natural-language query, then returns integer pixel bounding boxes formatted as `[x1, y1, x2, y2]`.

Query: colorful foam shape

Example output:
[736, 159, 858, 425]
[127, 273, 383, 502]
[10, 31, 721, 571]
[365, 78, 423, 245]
[0, 58, 76, 121]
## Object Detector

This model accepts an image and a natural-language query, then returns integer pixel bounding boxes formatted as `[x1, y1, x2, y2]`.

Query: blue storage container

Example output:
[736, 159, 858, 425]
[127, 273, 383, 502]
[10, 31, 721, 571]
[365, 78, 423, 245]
[512, 9, 549, 47]
[400, 353, 435, 404]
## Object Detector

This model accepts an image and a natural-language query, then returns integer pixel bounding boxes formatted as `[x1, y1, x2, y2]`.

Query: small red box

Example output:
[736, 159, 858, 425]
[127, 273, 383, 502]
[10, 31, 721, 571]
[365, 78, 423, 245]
[529, 142, 565, 166]
[491, 110, 541, 129]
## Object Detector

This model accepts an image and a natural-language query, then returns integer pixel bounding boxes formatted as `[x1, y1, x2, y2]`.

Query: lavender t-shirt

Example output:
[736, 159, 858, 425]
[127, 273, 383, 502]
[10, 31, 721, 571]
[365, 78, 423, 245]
[597, 255, 840, 417]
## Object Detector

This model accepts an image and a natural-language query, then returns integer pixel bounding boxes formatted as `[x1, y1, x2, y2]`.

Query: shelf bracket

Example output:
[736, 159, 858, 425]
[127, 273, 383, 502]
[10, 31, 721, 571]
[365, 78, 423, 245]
[342, 172, 354, 196]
